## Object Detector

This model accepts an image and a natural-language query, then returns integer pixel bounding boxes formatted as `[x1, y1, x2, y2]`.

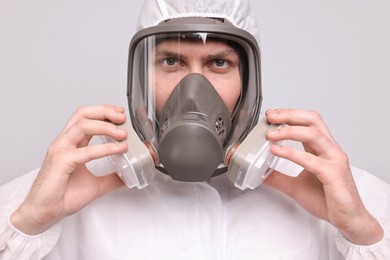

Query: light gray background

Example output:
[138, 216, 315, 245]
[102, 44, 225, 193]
[1, 0, 389, 185]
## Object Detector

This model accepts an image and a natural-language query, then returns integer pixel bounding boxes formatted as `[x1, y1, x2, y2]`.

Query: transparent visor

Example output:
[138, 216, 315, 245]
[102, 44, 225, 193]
[128, 31, 261, 153]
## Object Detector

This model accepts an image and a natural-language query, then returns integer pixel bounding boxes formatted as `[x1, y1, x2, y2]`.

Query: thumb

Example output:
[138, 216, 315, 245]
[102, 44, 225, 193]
[96, 172, 126, 197]
[263, 170, 294, 197]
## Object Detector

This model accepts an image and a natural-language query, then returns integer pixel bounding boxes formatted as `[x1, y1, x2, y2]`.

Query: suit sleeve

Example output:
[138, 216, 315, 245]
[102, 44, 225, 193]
[0, 169, 62, 260]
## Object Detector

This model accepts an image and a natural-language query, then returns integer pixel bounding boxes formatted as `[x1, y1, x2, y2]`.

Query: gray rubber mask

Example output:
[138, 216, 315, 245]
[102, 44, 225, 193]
[157, 73, 231, 182]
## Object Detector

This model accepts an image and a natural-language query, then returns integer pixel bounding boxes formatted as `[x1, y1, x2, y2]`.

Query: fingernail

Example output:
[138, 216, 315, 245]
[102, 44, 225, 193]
[117, 141, 128, 149]
[269, 128, 279, 135]
[272, 144, 283, 152]
[114, 106, 125, 113]
[266, 109, 279, 116]
[116, 127, 127, 134]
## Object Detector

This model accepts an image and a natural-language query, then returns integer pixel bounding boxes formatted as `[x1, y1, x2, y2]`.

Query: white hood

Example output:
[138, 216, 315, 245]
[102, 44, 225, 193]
[136, 0, 259, 40]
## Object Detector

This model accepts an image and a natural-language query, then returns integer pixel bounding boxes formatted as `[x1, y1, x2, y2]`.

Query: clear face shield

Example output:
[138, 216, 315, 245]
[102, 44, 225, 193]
[102, 18, 281, 190]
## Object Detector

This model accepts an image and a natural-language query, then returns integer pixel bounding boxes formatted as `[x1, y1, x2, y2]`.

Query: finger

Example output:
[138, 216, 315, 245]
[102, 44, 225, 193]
[267, 125, 340, 158]
[44, 142, 129, 176]
[270, 144, 328, 179]
[96, 172, 126, 198]
[56, 119, 128, 149]
[69, 142, 128, 166]
[263, 170, 295, 197]
[269, 144, 349, 186]
[266, 109, 332, 139]
[64, 105, 126, 132]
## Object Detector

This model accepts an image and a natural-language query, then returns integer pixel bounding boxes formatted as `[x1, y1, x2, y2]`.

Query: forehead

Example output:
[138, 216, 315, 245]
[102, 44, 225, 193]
[154, 37, 237, 53]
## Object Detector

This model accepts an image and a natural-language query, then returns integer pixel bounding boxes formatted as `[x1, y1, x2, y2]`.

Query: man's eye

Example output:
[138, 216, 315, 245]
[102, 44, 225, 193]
[214, 59, 229, 68]
[162, 58, 177, 66]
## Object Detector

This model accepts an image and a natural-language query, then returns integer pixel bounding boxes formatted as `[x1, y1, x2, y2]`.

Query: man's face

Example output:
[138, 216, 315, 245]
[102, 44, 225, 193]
[151, 38, 241, 113]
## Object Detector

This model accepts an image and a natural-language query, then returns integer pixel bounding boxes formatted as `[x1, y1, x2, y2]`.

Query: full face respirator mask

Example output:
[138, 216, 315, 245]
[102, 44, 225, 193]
[158, 73, 231, 182]
[101, 17, 282, 190]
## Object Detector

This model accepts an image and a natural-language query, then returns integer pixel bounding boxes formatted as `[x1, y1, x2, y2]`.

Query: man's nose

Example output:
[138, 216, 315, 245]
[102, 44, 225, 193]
[188, 62, 203, 75]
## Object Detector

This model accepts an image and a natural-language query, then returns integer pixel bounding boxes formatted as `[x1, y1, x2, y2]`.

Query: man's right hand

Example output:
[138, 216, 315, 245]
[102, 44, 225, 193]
[11, 105, 128, 235]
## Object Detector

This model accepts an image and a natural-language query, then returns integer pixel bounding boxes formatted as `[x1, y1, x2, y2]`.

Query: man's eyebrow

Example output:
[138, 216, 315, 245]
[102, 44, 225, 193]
[204, 49, 238, 60]
[154, 50, 188, 60]
[154, 49, 237, 60]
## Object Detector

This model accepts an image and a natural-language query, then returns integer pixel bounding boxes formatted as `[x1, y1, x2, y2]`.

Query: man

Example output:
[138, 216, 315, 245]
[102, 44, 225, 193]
[1, 0, 389, 259]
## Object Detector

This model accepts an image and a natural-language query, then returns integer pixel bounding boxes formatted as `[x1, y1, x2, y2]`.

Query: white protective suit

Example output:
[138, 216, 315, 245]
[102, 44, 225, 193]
[1, 158, 390, 259]
[1, 0, 390, 259]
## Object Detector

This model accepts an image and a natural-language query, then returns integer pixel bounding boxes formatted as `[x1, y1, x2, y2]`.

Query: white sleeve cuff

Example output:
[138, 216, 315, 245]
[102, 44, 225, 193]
[335, 220, 390, 260]
[0, 198, 62, 259]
